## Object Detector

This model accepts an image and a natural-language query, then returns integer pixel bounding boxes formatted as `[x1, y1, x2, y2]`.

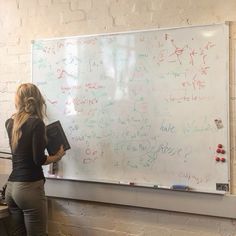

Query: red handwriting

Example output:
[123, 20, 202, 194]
[169, 39, 186, 64]
[57, 68, 77, 79]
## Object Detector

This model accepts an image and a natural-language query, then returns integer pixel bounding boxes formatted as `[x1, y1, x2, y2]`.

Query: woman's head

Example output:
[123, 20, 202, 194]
[11, 83, 47, 151]
[15, 83, 46, 119]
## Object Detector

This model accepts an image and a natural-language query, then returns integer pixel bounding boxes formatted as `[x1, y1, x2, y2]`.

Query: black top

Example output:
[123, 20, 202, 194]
[5, 117, 47, 182]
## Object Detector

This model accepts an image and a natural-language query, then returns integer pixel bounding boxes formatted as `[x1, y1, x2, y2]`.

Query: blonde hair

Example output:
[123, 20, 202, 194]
[11, 83, 47, 151]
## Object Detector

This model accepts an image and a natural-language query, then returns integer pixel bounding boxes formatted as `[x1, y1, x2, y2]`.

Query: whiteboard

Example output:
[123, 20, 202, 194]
[0, 80, 18, 152]
[32, 23, 229, 193]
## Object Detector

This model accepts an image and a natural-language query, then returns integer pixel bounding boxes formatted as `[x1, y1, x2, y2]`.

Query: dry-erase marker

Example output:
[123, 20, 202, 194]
[155, 185, 171, 189]
[118, 181, 130, 185]
[172, 185, 189, 190]
[135, 183, 152, 188]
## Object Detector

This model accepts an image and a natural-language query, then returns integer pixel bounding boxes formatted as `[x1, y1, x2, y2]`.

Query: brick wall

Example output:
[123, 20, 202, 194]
[47, 198, 236, 236]
[1, 0, 236, 235]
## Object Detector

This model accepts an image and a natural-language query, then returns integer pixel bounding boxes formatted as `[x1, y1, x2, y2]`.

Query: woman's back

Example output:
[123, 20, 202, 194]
[5, 117, 47, 182]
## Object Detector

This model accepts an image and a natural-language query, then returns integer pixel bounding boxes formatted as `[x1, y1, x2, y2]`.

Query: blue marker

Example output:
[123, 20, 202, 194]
[172, 185, 189, 191]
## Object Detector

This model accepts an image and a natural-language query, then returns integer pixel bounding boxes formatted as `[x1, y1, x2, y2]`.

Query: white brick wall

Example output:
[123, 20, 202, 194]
[48, 198, 236, 236]
[1, 0, 236, 235]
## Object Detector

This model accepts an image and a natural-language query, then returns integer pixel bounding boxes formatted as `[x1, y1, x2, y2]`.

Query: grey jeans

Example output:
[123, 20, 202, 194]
[5, 180, 47, 236]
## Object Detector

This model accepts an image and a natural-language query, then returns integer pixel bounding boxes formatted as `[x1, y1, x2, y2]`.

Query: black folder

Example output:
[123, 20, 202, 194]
[46, 120, 71, 155]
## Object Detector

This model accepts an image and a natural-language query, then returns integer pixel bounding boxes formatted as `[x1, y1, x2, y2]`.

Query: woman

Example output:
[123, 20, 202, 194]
[5, 83, 65, 236]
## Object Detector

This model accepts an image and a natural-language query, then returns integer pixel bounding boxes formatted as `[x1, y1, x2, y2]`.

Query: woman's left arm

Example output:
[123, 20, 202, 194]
[32, 120, 48, 166]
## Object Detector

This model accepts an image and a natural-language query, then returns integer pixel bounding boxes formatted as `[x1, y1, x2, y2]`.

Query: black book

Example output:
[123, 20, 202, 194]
[46, 120, 71, 155]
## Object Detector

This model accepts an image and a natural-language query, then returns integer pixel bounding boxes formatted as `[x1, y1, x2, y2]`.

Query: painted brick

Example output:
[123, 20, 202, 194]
[70, 0, 92, 11]
[171, 229, 215, 236]
[18, 54, 30, 64]
[18, 0, 37, 9]
[38, 0, 51, 7]
[60, 10, 85, 24]
[7, 44, 29, 55]
[143, 227, 171, 236]
[109, 0, 136, 17]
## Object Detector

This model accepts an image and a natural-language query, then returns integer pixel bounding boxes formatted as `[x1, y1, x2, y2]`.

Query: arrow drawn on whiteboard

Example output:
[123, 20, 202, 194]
[47, 98, 58, 105]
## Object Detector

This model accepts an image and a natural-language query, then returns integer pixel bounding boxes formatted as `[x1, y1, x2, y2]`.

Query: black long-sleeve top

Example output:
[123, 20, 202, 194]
[5, 117, 47, 182]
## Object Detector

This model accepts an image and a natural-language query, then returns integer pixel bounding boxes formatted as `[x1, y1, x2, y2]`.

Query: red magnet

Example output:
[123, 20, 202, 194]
[221, 157, 226, 162]
[221, 149, 225, 154]
[215, 157, 220, 162]
[216, 148, 221, 153]
[218, 144, 223, 148]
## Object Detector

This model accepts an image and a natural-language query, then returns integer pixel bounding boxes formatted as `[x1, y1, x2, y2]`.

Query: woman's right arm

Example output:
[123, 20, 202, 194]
[43, 145, 65, 165]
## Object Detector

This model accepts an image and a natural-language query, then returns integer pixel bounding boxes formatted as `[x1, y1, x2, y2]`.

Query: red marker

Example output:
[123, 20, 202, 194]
[221, 149, 225, 154]
[221, 157, 226, 162]
[218, 144, 223, 148]
[216, 148, 221, 153]
[215, 157, 220, 162]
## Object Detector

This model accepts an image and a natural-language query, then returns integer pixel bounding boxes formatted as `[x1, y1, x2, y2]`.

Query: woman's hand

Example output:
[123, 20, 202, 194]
[43, 145, 66, 165]
[55, 145, 66, 161]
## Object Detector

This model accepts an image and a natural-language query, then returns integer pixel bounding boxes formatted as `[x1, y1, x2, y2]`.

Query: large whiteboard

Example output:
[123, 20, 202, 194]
[32, 23, 229, 193]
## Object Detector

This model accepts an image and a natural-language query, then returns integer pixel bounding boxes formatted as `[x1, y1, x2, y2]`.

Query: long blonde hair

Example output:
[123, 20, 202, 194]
[11, 83, 47, 151]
